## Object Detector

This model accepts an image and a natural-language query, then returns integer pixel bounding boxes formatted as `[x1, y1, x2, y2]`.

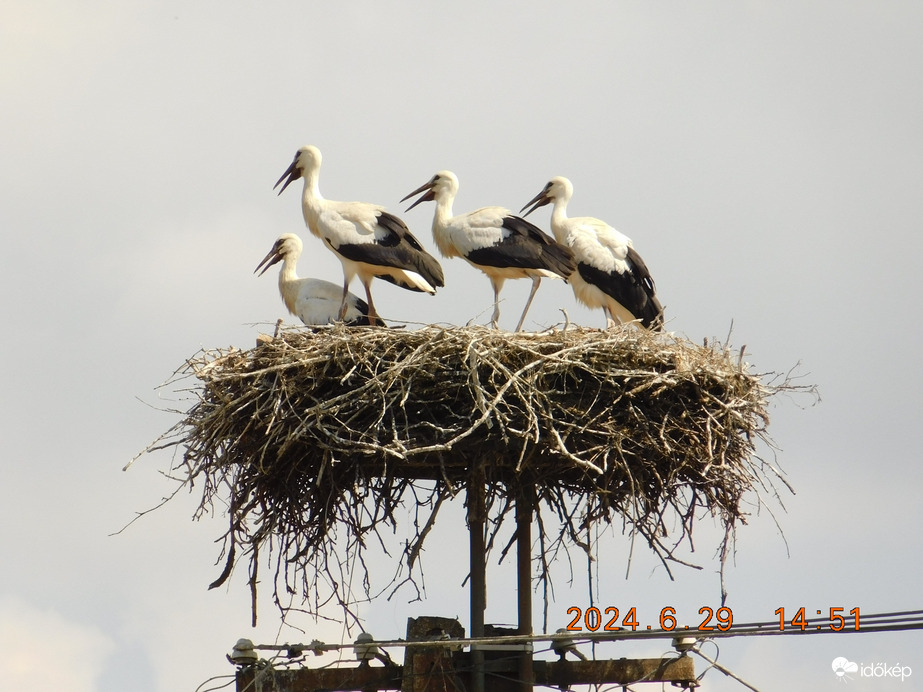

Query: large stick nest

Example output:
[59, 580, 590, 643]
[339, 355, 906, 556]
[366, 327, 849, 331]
[143, 324, 804, 625]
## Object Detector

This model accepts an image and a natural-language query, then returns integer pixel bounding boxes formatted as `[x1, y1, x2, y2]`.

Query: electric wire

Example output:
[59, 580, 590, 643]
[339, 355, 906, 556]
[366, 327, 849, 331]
[691, 646, 761, 692]
[220, 608, 923, 692]
[243, 608, 923, 655]
[193, 674, 236, 692]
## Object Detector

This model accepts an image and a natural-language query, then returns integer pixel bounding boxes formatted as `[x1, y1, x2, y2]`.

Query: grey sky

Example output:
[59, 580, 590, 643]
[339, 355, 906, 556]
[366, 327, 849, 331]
[2, 1, 922, 689]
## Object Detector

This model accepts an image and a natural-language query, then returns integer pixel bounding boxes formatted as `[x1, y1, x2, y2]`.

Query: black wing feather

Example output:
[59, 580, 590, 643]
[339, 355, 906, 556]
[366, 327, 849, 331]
[332, 212, 444, 291]
[577, 248, 664, 330]
[466, 215, 576, 279]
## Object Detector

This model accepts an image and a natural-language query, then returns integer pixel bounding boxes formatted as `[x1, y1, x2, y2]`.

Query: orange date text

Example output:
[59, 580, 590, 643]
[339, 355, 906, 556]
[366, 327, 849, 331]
[564, 606, 733, 632]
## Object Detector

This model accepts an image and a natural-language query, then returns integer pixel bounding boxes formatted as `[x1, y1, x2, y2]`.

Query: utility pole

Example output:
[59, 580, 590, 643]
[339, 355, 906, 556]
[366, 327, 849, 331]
[233, 636, 696, 692]
[232, 468, 698, 692]
[469, 464, 487, 692]
[516, 487, 534, 692]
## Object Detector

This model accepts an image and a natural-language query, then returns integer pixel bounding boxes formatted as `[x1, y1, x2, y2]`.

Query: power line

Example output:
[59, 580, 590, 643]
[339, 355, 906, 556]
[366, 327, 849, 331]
[244, 608, 923, 657]
[228, 611, 923, 692]
[691, 646, 761, 692]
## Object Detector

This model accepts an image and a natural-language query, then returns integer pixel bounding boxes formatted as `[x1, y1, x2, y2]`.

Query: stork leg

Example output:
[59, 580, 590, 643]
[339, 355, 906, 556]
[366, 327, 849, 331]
[337, 278, 351, 322]
[515, 277, 541, 332]
[603, 307, 617, 330]
[362, 280, 383, 327]
[489, 278, 504, 329]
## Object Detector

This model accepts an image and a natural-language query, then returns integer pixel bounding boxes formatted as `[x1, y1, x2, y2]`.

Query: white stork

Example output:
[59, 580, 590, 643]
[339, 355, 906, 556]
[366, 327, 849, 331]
[255, 233, 379, 327]
[401, 171, 576, 331]
[274, 146, 444, 326]
[521, 176, 664, 330]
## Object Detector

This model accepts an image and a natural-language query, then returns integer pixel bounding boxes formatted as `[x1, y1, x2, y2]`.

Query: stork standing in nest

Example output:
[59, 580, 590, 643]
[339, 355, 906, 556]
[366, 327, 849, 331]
[402, 170, 576, 331]
[275, 146, 444, 326]
[521, 176, 664, 330]
[255, 233, 379, 327]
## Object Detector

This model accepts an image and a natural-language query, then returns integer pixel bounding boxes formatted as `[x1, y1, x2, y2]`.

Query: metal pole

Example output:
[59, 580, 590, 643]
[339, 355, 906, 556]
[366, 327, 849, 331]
[516, 489, 534, 692]
[469, 465, 486, 692]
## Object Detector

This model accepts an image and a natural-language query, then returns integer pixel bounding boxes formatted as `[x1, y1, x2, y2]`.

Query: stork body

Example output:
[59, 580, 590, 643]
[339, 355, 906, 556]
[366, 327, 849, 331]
[275, 146, 444, 325]
[402, 171, 575, 331]
[255, 233, 378, 326]
[521, 177, 664, 330]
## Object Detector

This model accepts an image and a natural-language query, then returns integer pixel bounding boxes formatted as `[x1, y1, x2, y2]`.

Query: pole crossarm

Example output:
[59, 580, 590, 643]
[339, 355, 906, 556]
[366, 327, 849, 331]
[236, 664, 402, 692]
[235, 655, 696, 692]
[534, 657, 696, 687]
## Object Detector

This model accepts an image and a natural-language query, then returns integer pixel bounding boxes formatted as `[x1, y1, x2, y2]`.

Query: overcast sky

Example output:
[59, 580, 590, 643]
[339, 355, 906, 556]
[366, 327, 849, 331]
[2, 1, 922, 690]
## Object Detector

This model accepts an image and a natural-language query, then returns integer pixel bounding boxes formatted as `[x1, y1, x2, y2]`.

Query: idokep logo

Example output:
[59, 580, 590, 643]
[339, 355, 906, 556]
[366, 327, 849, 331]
[832, 657, 912, 682]
[832, 657, 859, 680]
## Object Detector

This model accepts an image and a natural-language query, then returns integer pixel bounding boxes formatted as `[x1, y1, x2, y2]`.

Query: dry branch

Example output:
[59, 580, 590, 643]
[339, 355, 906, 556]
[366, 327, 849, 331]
[137, 324, 808, 625]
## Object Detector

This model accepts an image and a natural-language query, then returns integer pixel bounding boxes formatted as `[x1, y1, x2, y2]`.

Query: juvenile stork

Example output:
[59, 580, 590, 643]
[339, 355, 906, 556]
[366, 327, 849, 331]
[402, 171, 575, 331]
[275, 146, 444, 325]
[521, 177, 664, 330]
[255, 233, 379, 327]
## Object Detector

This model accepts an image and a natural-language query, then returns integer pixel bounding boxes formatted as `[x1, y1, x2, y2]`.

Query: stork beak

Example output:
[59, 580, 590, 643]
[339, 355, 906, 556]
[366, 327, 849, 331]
[274, 154, 302, 195]
[400, 178, 437, 212]
[254, 246, 284, 276]
[520, 184, 553, 217]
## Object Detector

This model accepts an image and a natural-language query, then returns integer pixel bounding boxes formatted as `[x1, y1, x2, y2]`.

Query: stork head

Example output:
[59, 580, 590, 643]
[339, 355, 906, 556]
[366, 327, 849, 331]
[255, 233, 303, 275]
[520, 176, 572, 217]
[401, 170, 459, 211]
[274, 145, 322, 195]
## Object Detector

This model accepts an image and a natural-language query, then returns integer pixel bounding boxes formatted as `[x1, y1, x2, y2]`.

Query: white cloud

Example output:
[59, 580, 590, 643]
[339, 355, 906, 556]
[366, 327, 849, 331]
[0, 596, 115, 692]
